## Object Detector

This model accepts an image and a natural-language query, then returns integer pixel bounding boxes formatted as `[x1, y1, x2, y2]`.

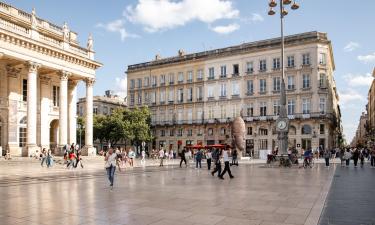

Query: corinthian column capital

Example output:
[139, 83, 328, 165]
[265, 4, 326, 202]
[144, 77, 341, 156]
[6, 64, 21, 78]
[58, 70, 71, 81]
[86, 78, 95, 87]
[25, 61, 41, 73]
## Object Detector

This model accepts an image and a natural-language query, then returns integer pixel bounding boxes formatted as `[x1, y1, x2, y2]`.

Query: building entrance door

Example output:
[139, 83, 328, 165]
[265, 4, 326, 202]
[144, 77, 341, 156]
[246, 139, 254, 157]
[302, 139, 311, 150]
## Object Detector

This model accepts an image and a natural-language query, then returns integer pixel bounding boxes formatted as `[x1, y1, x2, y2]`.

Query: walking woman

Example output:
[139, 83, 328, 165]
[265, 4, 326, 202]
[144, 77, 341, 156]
[180, 148, 187, 168]
[206, 149, 212, 170]
[344, 149, 352, 167]
[105, 148, 117, 189]
[323, 149, 331, 167]
[219, 147, 234, 180]
[352, 148, 359, 167]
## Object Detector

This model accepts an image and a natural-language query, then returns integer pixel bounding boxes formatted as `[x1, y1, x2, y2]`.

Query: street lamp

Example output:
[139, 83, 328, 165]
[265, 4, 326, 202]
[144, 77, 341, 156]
[77, 123, 85, 149]
[268, 0, 299, 160]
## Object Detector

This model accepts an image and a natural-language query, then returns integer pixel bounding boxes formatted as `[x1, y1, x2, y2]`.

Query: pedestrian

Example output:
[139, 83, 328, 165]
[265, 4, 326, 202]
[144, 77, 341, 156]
[40, 148, 47, 167]
[231, 149, 238, 166]
[339, 148, 345, 167]
[360, 149, 365, 167]
[104, 148, 117, 189]
[179, 148, 187, 168]
[128, 148, 135, 167]
[159, 148, 165, 167]
[141, 149, 146, 165]
[323, 149, 331, 167]
[206, 149, 212, 170]
[211, 148, 222, 177]
[353, 148, 359, 167]
[74, 148, 83, 168]
[66, 150, 76, 169]
[219, 147, 234, 180]
[344, 149, 352, 167]
[370, 149, 375, 167]
[46, 149, 54, 168]
[195, 149, 202, 169]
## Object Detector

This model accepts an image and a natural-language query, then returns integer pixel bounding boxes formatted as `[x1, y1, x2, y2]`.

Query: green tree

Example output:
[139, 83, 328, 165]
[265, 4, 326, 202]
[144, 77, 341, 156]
[93, 114, 107, 149]
[125, 107, 153, 147]
[76, 116, 85, 147]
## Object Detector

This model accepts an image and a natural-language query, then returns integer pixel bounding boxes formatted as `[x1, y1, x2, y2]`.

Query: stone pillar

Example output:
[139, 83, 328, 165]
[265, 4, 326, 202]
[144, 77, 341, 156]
[26, 61, 40, 156]
[83, 78, 95, 156]
[58, 71, 70, 153]
[6, 65, 21, 156]
[39, 75, 50, 149]
[68, 80, 78, 146]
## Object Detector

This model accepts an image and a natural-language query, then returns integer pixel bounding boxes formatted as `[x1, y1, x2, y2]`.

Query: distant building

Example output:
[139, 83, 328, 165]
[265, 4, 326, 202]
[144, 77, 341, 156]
[366, 68, 375, 148]
[351, 112, 368, 147]
[77, 90, 127, 150]
[126, 31, 342, 158]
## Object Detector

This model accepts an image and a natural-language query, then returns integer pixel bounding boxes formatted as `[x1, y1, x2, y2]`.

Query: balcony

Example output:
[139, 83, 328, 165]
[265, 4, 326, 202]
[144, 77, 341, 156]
[207, 97, 215, 101]
[186, 99, 193, 103]
[160, 82, 165, 86]
[272, 67, 281, 71]
[219, 75, 227, 79]
[246, 92, 254, 96]
[287, 85, 295, 91]
[187, 79, 193, 83]
[169, 81, 174, 85]
[302, 63, 311, 68]
[286, 65, 295, 69]
[246, 70, 254, 75]
[159, 101, 165, 105]
[168, 100, 174, 104]
[196, 97, 203, 102]
[301, 87, 311, 91]
[259, 91, 267, 95]
[272, 89, 280, 94]
[232, 73, 240, 77]
[196, 77, 203, 81]
[207, 76, 215, 80]
[177, 100, 183, 104]
[259, 69, 267, 73]
[152, 84, 157, 87]
[178, 80, 184, 84]
[219, 95, 227, 100]
[231, 94, 240, 99]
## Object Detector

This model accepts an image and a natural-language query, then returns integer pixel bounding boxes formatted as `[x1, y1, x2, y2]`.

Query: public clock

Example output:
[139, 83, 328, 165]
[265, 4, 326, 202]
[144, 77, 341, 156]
[276, 119, 288, 131]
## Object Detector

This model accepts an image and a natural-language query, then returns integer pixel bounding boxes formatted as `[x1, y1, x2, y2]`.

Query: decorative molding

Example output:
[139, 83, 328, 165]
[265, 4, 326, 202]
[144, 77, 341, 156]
[58, 70, 71, 81]
[6, 64, 21, 78]
[68, 79, 78, 88]
[24, 61, 41, 73]
[86, 78, 95, 87]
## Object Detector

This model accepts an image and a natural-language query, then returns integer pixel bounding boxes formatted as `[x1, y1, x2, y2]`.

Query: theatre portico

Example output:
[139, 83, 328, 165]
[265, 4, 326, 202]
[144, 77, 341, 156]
[0, 3, 102, 156]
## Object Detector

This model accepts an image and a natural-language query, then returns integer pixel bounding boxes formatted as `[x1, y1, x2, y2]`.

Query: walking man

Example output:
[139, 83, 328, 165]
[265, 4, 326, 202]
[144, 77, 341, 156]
[195, 149, 202, 169]
[104, 148, 117, 190]
[323, 149, 331, 167]
[219, 147, 234, 180]
[159, 148, 165, 167]
[211, 148, 222, 177]
[206, 149, 212, 170]
[40, 148, 47, 167]
[180, 148, 187, 167]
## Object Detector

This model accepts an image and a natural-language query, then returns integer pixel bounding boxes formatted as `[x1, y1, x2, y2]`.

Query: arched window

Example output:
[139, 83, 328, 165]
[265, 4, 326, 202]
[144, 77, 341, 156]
[289, 125, 297, 135]
[301, 124, 312, 135]
[19, 117, 27, 147]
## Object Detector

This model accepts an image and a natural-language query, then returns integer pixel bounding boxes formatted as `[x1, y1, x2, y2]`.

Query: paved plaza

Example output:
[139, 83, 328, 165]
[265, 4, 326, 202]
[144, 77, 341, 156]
[0, 158, 339, 225]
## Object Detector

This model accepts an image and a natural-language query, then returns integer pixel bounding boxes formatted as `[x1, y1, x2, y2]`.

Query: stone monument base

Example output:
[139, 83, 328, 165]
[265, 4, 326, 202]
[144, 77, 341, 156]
[81, 146, 96, 156]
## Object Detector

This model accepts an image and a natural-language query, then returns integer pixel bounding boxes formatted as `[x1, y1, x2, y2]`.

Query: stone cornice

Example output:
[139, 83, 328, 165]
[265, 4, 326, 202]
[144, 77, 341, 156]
[127, 31, 331, 73]
[0, 30, 102, 70]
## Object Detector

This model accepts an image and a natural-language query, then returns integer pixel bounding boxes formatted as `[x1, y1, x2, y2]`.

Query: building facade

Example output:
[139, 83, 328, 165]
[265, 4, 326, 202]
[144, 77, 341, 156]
[126, 31, 342, 158]
[351, 112, 368, 147]
[0, 3, 101, 156]
[77, 90, 127, 151]
[365, 68, 375, 148]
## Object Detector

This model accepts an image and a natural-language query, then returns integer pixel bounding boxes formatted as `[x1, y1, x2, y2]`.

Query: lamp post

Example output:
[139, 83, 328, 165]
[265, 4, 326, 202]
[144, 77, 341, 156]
[268, 0, 299, 160]
[77, 124, 84, 150]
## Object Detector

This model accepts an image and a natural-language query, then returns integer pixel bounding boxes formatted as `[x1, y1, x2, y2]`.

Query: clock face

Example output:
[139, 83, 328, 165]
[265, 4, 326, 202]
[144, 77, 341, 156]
[277, 120, 287, 130]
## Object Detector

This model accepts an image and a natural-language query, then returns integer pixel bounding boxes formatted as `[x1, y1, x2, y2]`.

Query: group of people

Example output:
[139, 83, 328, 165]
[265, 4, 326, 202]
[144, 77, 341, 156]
[64, 143, 83, 169]
[40, 148, 54, 167]
[338, 147, 375, 168]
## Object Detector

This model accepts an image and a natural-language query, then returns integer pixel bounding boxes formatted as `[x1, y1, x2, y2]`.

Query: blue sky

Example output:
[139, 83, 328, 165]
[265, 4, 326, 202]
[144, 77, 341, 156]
[6, 0, 375, 143]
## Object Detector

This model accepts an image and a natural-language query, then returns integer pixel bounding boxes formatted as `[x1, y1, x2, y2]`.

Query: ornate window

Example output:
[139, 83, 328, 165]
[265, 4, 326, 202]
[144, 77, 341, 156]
[19, 117, 27, 147]
[302, 124, 312, 135]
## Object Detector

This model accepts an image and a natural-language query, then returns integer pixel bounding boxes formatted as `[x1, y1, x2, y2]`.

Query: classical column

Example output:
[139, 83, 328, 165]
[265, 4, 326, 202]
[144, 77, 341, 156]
[6, 65, 21, 156]
[84, 78, 95, 155]
[39, 75, 50, 149]
[26, 61, 40, 156]
[58, 71, 70, 151]
[68, 80, 78, 146]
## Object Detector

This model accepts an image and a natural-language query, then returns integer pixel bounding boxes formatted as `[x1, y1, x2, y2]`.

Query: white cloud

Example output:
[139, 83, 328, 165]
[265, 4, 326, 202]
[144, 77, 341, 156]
[114, 77, 127, 98]
[343, 42, 360, 52]
[358, 52, 375, 63]
[338, 89, 366, 105]
[344, 73, 374, 87]
[210, 23, 239, 34]
[96, 19, 139, 41]
[125, 0, 239, 32]
[251, 13, 264, 22]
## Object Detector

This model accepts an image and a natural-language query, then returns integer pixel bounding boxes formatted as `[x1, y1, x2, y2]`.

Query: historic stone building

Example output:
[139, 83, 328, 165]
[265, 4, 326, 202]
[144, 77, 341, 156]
[365, 67, 375, 148]
[126, 31, 342, 158]
[77, 90, 127, 151]
[0, 3, 101, 156]
[351, 112, 368, 147]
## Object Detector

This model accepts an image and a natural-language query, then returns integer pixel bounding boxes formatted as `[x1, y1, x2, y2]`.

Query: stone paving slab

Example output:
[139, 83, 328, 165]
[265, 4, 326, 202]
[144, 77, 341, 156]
[0, 162, 337, 225]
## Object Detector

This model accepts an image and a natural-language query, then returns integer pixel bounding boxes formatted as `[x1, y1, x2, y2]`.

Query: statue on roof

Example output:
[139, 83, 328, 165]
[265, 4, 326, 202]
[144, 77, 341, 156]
[62, 22, 70, 42]
[87, 33, 93, 51]
[31, 8, 37, 29]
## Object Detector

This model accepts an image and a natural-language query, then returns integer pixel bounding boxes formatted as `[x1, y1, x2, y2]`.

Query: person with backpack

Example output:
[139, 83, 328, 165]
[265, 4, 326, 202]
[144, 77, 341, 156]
[211, 148, 221, 177]
[195, 149, 203, 169]
[180, 148, 187, 168]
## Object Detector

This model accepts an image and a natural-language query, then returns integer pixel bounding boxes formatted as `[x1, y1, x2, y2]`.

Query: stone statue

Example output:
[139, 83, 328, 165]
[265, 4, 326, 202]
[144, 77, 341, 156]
[31, 8, 37, 29]
[87, 33, 93, 51]
[62, 22, 70, 41]
[231, 116, 246, 157]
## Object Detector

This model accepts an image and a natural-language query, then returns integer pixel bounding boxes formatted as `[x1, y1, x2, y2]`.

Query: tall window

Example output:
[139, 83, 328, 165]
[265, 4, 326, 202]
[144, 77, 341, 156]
[273, 77, 281, 91]
[187, 108, 193, 123]
[259, 59, 267, 71]
[168, 89, 174, 102]
[233, 64, 239, 75]
[22, 79, 27, 102]
[273, 100, 280, 115]
[130, 79, 135, 89]
[177, 128, 183, 136]
[170, 129, 174, 136]
[197, 86, 203, 100]
[220, 127, 226, 136]
[319, 73, 326, 88]
[287, 76, 295, 90]
[160, 75, 166, 85]
[302, 53, 310, 65]
[232, 104, 238, 117]
[247, 80, 253, 94]
[19, 117, 27, 147]
[137, 78, 142, 88]
[208, 106, 214, 119]
[208, 67, 215, 79]
[273, 58, 280, 69]
[288, 99, 295, 115]
[208, 128, 213, 136]
[160, 90, 165, 103]
[144, 77, 150, 87]
[260, 102, 267, 116]
[177, 109, 183, 122]
[220, 105, 226, 119]
[302, 74, 310, 88]
[259, 139, 268, 150]
[152, 76, 157, 86]
[151, 92, 156, 103]
[320, 124, 325, 134]
[260, 79, 267, 93]
[247, 127, 253, 135]
[178, 72, 184, 82]
[207, 85, 214, 98]
[246, 62, 254, 73]
[220, 83, 227, 96]
[187, 88, 193, 101]
[197, 69, 203, 80]
[302, 98, 311, 114]
[130, 93, 135, 105]
[220, 65, 226, 77]
[247, 104, 254, 117]
[319, 98, 326, 114]
[232, 81, 240, 96]
[178, 88, 183, 102]
[197, 108, 203, 121]
[187, 129, 193, 136]
[168, 73, 174, 84]
[53, 85, 60, 107]
[287, 55, 295, 67]
[137, 91, 142, 104]
[187, 71, 193, 82]
[319, 53, 326, 65]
